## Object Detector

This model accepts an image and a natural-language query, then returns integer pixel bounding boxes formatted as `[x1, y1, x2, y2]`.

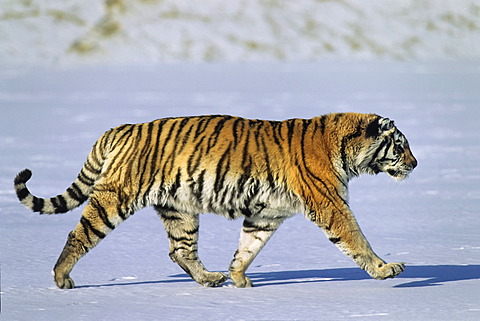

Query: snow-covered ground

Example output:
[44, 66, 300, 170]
[1, 62, 479, 320]
[1, 0, 480, 65]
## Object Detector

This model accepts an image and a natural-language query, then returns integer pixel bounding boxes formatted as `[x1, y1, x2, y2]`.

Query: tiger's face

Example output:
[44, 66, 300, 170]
[363, 117, 417, 181]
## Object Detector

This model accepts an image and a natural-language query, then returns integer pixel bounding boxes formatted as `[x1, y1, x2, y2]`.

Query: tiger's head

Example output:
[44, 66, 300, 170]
[358, 116, 417, 181]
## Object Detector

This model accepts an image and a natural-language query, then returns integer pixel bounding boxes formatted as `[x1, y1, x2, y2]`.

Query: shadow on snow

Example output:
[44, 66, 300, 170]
[77, 265, 480, 289]
[248, 264, 480, 288]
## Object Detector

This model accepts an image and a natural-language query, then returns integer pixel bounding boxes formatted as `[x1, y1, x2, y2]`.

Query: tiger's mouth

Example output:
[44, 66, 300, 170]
[387, 169, 398, 176]
[386, 168, 410, 181]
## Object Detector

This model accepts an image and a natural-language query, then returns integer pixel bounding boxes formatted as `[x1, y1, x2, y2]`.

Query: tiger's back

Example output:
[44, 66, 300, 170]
[14, 113, 417, 289]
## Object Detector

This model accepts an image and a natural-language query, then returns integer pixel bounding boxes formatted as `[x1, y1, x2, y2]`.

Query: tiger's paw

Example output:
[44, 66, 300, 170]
[200, 272, 228, 287]
[53, 270, 75, 289]
[371, 262, 405, 280]
[230, 272, 253, 288]
[55, 276, 75, 289]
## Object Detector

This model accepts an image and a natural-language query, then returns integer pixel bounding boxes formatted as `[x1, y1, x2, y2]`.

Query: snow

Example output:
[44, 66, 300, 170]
[1, 62, 480, 320]
[1, 0, 480, 65]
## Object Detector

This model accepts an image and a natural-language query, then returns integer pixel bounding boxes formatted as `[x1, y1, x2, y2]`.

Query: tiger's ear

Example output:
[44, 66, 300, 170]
[379, 117, 395, 131]
[366, 117, 395, 137]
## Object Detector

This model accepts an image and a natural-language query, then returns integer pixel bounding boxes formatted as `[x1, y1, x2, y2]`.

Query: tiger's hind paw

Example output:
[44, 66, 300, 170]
[230, 272, 253, 288]
[200, 272, 228, 287]
[372, 262, 405, 280]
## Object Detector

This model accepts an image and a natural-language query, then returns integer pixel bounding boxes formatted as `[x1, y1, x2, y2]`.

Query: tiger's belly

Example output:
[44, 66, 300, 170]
[148, 179, 302, 219]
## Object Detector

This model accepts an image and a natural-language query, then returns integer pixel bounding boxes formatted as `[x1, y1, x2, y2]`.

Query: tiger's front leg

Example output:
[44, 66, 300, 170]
[229, 216, 285, 287]
[156, 207, 227, 287]
[319, 207, 405, 280]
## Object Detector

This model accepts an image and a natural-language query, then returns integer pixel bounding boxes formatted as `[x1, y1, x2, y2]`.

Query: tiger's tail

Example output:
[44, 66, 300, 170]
[14, 135, 108, 214]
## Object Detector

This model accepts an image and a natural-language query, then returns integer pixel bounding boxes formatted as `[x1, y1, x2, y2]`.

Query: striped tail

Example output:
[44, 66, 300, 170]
[14, 138, 106, 214]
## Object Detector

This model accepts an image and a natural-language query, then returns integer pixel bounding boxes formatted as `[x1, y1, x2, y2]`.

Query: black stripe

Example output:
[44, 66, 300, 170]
[269, 121, 284, 153]
[16, 187, 29, 201]
[242, 220, 277, 232]
[194, 116, 215, 138]
[368, 139, 389, 167]
[192, 169, 206, 204]
[80, 216, 106, 240]
[80, 217, 92, 243]
[333, 113, 345, 124]
[365, 117, 381, 138]
[170, 168, 182, 197]
[114, 124, 135, 144]
[251, 120, 264, 150]
[50, 197, 59, 212]
[240, 207, 253, 217]
[286, 119, 296, 148]
[124, 124, 144, 172]
[84, 160, 101, 176]
[161, 213, 183, 221]
[161, 119, 194, 188]
[377, 140, 394, 162]
[237, 130, 252, 195]
[213, 143, 232, 194]
[52, 195, 68, 213]
[69, 182, 82, 199]
[207, 116, 232, 153]
[192, 117, 206, 139]
[68, 183, 88, 203]
[258, 134, 275, 189]
[89, 143, 103, 168]
[178, 119, 195, 153]
[329, 237, 341, 244]
[117, 204, 127, 221]
[142, 120, 167, 197]
[232, 118, 244, 146]
[318, 115, 327, 135]
[157, 121, 179, 186]
[91, 199, 116, 230]
[103, 125, 137, 174]
[275, 121, 285, 141]
[32, 197, 44, 213]
[167, 234, 195, 244]
[150, 120, 165, 169]
[241, 128, 251, 166]
[134, 122, 155, 202]
[187, 136, 206, 176]
[177, 117, 191, 132]
[78, 169, 95, 186]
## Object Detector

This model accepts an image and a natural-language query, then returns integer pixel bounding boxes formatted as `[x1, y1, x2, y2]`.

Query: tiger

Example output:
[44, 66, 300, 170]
[14, 113, 417, 289]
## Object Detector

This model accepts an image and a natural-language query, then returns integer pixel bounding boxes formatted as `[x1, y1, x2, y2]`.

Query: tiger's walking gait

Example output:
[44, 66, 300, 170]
[14, 113, 417, 289]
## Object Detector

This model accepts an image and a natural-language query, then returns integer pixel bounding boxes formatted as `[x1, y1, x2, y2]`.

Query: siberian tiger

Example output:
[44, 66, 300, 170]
[14, 113, 417, 289]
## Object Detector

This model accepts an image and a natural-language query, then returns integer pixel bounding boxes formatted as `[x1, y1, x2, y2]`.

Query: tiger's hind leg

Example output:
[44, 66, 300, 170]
[53, 191, 127, 289]
[155, 206, 227, 287]
[229, 216, 285, 287]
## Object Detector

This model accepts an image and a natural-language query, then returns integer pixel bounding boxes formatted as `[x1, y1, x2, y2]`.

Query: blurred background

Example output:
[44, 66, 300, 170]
[1, 0, 479, 66]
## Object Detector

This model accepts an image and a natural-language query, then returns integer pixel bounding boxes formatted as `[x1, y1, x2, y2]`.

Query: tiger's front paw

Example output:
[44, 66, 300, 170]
[53, 271, 75, 289]
[230, 271, 253, 288]
[371, 262, 405, 280]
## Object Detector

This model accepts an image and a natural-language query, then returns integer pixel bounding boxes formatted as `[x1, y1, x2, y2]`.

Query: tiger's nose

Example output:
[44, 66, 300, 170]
[411, 158, 418, 169]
